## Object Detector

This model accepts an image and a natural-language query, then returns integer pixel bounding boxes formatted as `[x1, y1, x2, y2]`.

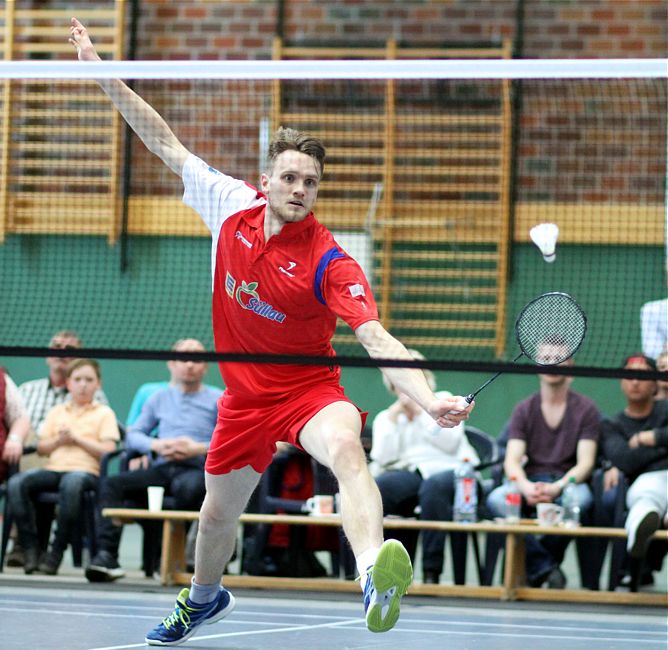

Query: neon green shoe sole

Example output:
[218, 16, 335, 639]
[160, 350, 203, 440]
[364, 539, 413, 633]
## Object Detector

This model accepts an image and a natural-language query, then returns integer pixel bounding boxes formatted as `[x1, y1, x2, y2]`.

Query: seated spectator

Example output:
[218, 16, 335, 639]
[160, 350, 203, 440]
[85, 338, 222, 582]
[369, 350, 479, 584]
[0, 367, 31, 484]
[485, 341, 599, 588]
[19, 330, 109, 444]
[8, 330, 109, 567]
[600, 354, 668, 580]
[7, 359, 119, 575]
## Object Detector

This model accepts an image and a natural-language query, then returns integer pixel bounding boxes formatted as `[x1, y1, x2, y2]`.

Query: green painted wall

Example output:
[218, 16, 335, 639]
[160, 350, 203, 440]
[0, 234, 663, 435]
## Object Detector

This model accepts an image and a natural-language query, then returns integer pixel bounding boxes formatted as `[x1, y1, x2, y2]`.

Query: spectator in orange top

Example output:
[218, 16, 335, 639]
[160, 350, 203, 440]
[7, 359, 119, 575]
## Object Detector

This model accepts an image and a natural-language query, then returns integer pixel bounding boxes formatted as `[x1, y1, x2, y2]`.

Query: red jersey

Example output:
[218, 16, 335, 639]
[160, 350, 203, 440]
[182, 154, 379, 399]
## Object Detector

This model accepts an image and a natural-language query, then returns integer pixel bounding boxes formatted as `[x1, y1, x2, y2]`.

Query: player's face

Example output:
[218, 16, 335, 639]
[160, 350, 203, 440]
[66, 364, 100, 405]
[621, 358, 656, 403]
[261, 150, 320, 224]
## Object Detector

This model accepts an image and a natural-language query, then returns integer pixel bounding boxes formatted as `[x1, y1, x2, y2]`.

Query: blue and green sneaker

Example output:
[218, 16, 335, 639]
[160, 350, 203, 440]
[145, 587, 235, 646]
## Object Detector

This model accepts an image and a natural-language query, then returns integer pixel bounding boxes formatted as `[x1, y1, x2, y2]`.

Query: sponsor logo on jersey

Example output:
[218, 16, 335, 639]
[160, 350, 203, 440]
[234, 280, 286, 323]
[225, 272, 236, 298]
[349, 283, 366, 298]
[235, 230, 253, 249]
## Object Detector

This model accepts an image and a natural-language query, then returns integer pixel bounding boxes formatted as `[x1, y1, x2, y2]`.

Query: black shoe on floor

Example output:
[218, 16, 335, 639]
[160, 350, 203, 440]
[546, 567, 567, 589]
[38, 549, 63, 575]
[620, 571, 654, 588]
[23, 547, 39, 575]
[527, 566, 552, 588]
[6, 544, 25, 568]
[423, 571, 440, 584]
[85, 550, 125, 582]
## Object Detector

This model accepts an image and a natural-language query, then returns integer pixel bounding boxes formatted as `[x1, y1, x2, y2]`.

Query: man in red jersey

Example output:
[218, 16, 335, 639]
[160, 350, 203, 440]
[71, 18, 473, 646]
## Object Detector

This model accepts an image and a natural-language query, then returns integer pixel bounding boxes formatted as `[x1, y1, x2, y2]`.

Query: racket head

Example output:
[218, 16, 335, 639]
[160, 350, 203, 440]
[515, 292, 587, 366]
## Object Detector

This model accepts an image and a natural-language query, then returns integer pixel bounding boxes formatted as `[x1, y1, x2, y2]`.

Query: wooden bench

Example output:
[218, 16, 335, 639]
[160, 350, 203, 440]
[102, 508, 668, 606]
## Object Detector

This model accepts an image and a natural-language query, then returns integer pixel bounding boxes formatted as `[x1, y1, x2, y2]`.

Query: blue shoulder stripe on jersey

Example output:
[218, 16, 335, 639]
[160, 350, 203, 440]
[314, 246, 345, 305]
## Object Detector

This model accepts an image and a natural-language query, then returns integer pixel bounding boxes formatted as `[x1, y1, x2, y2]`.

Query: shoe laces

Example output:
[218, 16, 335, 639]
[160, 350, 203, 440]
[162, 599, 195, 631]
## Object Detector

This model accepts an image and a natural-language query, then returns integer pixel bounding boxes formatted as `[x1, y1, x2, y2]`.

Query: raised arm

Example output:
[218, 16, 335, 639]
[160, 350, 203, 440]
[355, 320, 473, 428]
[69, 17, 190, 176]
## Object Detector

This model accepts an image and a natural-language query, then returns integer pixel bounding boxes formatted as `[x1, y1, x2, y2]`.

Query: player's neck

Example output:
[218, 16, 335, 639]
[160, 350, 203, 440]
[264, 214, 284, 240]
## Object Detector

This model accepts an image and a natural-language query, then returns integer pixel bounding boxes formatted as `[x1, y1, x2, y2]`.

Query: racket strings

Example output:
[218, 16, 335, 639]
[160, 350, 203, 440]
[516, 293, 587, 365]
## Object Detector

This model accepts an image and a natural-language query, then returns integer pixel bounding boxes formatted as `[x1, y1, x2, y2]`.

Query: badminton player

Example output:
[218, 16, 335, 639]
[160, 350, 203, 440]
[70, 17, 473, 646]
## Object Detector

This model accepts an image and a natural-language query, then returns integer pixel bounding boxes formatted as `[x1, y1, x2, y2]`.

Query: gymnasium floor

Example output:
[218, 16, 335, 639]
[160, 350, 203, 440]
[1, 523, 666, 649]
[1, 583, 666, 650]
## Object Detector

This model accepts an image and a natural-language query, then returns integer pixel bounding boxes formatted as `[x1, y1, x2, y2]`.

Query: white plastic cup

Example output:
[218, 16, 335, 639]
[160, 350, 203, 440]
[536, 503, 564, 527]
[304, 494, 334, 516]
[147, 486, 165, 512]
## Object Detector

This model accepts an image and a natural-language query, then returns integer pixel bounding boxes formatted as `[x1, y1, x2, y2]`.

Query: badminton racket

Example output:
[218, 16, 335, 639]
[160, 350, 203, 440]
[464, 291, 587, 404]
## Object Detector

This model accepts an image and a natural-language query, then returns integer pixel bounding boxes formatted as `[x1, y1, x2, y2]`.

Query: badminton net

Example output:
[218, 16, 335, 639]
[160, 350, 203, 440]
[0, 56, 665, 375]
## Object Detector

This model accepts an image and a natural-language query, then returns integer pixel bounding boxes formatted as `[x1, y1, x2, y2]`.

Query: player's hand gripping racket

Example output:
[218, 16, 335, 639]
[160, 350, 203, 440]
[463, 291, 587, 405]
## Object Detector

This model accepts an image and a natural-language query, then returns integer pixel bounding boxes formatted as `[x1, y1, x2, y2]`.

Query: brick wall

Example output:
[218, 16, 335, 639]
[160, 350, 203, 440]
[122, 1, 665, 205]
[9, 1, 659, 204]
[132, 0, 666, 60]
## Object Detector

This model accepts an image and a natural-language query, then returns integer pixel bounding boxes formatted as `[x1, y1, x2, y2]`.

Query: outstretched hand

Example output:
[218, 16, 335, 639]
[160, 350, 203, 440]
[69, 17, 100, 61]
[427, 395, 474, 428]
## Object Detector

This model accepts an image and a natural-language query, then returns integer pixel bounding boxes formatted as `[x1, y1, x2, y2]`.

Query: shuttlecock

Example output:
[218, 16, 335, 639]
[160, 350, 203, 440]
[530, 223, 559, 263]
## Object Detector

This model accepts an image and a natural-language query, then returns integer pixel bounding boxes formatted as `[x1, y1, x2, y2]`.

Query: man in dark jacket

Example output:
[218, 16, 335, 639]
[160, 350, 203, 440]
[600, 354, 668, 563]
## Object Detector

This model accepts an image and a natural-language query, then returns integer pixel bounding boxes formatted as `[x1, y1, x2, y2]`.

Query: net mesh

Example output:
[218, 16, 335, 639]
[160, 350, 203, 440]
[0, 64, 665, 372]
[515, 293, 587, 364]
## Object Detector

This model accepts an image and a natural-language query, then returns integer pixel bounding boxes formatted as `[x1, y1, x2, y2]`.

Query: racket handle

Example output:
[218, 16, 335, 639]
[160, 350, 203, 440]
[450, 394, 473, 415]
[465, 393, 474, 404]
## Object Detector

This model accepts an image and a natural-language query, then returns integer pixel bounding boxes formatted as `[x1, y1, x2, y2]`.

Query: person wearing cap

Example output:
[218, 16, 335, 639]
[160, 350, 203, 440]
[600, 354, 668, 574]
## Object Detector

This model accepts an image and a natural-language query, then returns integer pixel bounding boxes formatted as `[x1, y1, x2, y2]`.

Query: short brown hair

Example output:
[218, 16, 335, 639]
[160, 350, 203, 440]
[66, 358, 101, 379]
[267, 127, 326, 177]
[50, 330, 82, 347]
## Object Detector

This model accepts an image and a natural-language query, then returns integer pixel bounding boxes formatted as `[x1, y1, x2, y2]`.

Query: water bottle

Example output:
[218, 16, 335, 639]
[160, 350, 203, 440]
[561, 477, 581, 527]
[504, 476, 522, 523]
[453, 458, 478, 523]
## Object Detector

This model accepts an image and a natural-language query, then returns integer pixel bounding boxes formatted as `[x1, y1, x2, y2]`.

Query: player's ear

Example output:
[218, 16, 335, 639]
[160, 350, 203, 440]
[260, 173, 269, 192]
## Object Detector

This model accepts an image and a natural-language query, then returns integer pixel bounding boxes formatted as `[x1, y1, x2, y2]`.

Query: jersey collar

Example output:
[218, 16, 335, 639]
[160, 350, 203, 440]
[242, 199, 316, 241]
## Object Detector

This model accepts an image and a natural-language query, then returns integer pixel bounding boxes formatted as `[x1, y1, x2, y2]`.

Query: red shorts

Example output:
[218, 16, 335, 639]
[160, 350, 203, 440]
[205, 383, 367, 475]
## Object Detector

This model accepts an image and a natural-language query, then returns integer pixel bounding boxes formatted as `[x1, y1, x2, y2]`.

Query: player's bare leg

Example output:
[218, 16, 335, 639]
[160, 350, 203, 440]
[145, 466, 262, 646]
[300, 402, 413, 633]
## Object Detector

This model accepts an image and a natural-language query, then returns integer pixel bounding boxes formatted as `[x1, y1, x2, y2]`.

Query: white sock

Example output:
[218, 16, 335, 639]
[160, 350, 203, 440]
[356, 547, 380, 589]
[189, 577, 221, 605]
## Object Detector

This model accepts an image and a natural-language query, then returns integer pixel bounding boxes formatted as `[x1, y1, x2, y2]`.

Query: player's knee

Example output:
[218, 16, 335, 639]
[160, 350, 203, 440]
[198, 497, 234, 534]
[328, 427, 366, 473]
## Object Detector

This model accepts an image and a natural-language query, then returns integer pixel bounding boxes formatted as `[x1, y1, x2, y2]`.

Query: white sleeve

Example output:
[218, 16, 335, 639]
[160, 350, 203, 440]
[369, 410, 402, 470]
[182, 154, 263, 238]
[641, 298, 668, 359]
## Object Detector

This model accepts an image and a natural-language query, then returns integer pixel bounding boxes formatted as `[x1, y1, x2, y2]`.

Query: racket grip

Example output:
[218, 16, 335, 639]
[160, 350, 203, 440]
[465, 393, 474, 404]
[450, 394, 473, 414]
